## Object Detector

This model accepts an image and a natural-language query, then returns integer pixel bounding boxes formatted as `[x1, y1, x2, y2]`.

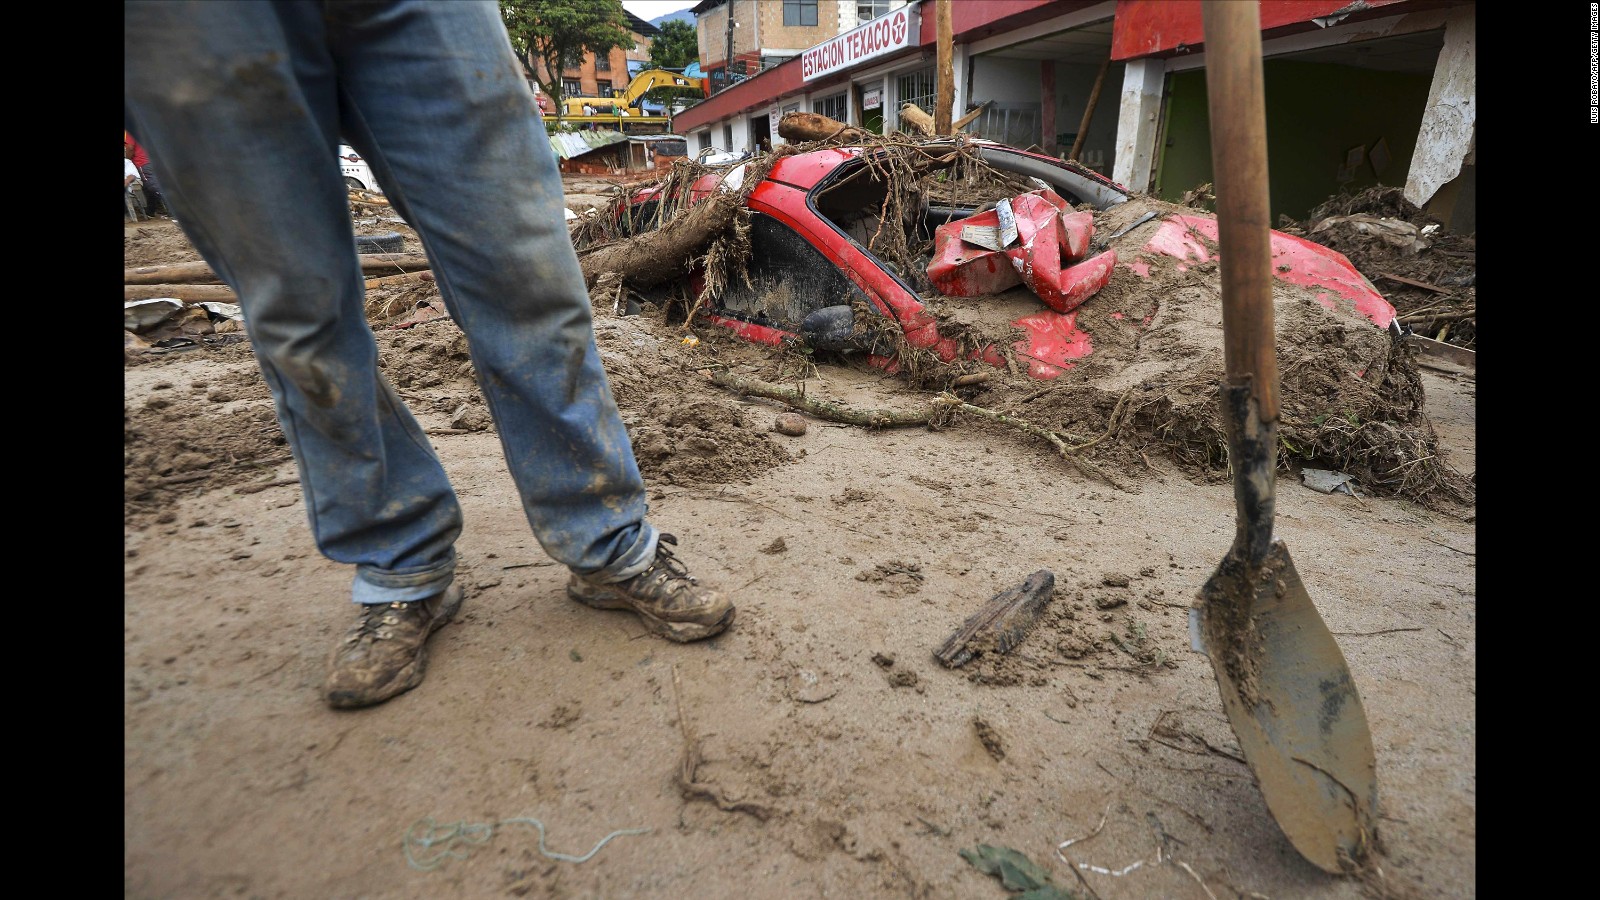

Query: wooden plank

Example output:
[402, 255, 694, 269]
[935, 570, 1056, 668]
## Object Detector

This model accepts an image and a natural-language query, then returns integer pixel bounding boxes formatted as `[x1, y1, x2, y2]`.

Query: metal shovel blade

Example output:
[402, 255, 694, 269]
[1196, 542, 1378, 872]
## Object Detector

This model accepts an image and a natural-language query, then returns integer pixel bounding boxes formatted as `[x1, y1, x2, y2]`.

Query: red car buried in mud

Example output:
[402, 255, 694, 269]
[623, 140, 1396, 380]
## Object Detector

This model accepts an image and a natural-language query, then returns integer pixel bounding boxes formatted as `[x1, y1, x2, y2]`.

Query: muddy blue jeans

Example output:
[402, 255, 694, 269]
[124, 0, 657, 603]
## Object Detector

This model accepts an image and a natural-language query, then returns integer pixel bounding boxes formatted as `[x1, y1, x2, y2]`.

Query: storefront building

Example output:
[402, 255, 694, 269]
[671, 0, 1474, 226]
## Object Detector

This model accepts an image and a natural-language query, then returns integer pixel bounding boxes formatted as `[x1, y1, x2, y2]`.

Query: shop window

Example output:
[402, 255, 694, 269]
[857, 1, 890, 25]
[973, 102, 1042, 150]
[895, 67, 935, 128]
[783, 0, 818, 27]
[813, 93, 848, 122]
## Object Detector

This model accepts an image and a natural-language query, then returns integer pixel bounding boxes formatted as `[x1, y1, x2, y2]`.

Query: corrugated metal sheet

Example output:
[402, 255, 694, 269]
[548, 130, 629, 161]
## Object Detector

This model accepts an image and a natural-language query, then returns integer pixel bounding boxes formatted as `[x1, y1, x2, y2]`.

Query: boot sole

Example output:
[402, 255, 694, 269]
[567, 585, 733, 643]
[325, 585, 465, 709]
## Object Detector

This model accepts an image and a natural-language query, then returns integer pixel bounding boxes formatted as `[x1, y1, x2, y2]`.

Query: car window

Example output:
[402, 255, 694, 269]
[716, 213, 868, 328]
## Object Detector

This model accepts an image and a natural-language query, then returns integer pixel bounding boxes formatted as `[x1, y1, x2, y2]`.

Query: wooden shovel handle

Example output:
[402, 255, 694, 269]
[1203, 1, 1277, 422]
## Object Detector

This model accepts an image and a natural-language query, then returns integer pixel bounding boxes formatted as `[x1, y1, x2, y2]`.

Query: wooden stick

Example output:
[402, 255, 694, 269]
[127, 253, 431, 285]
[708, 369, 934, 427]
[1378, 272, 1452, 294]
[1068, 56, 1112, 162]
[706, 369, 1131, 490]
[1398, 309, 1475, 325]
[952, 100, 991, 133]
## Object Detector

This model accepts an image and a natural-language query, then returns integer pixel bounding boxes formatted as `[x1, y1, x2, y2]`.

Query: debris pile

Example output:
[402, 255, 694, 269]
[1282, 185, 1474, 350]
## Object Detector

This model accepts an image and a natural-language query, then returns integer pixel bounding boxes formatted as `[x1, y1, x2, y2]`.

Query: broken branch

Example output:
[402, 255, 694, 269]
[1377, 272, 1452, 294]
[579, 192, 741, 290]
[777, 111, 869, 144]
[1398, 308, 1475, 325]
[706, 370, 1132, 489]
[707, 370, 935, 427]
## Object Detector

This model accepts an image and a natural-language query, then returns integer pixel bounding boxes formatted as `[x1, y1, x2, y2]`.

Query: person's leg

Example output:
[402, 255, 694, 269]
[326, 1, 731, 641]
[325, 0, 656, 579]
[124, 0, 462, 609]
[125, 0, 477, 708]
[138, 164, 166, 217]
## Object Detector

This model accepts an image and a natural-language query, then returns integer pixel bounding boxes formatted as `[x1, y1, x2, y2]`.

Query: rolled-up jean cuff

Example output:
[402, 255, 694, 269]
[352, 551, 457, 605]
[586, 522, 659, 584]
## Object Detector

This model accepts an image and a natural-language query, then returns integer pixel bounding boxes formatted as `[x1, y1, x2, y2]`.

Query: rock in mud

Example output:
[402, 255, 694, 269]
[773, 413, 808, 436]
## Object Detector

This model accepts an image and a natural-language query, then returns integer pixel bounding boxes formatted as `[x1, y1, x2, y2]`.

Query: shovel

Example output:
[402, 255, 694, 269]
[1191, 0, 1378, 873]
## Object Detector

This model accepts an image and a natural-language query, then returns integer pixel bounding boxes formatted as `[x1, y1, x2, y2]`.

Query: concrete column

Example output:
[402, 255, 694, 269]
[1112, 58, 1165, 193]
[952, 42, 970, 122]
[1404, 8, 1475, 208]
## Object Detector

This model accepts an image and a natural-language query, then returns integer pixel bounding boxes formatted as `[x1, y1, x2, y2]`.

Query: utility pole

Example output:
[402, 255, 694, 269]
[724, 0, 735, 93]
[935, 0, 953, 134]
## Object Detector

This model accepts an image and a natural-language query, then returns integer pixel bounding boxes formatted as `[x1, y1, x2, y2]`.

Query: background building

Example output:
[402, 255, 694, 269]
[693, 1, 909, 100]
[672, 0, 1474, 228]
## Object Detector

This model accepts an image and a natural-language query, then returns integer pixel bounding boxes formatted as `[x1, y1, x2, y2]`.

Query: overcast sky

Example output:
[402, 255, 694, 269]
[623, 1, 696, 22]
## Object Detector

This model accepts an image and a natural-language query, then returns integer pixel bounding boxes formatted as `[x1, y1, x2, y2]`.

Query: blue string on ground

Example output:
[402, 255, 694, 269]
[404, 816, 652, 871]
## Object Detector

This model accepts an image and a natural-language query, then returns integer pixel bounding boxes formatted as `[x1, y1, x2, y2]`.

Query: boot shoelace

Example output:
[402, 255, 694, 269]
[646, 534, 697, 586]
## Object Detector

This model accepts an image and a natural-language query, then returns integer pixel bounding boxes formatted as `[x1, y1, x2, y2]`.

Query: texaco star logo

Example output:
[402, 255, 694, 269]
[891, 11, 907, 44]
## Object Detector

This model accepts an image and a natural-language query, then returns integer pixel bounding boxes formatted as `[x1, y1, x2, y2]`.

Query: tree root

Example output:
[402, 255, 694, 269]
[707, 369, 935, 427]
[705, 369, 1134, 490]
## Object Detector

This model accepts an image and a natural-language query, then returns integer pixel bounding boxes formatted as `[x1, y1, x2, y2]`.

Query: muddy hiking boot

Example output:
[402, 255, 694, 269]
[567, 534, 734, 642]
[324, 585, 464, 709]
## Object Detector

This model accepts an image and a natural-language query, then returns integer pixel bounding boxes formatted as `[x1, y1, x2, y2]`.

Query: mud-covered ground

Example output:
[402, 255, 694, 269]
[124, 176, 1475, 899]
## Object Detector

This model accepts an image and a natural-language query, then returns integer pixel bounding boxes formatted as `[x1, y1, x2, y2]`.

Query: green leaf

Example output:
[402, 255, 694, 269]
[996, 857, 1045, 890]
[960, 844, 1073, 895]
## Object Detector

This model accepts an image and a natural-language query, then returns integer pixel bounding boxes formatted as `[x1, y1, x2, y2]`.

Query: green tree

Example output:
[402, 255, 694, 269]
[500, 0, 633, 126]
[648, 19, 698, 70]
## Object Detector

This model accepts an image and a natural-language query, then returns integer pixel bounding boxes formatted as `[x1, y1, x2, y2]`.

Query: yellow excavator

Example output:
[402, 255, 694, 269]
[555, 68, 705, 124]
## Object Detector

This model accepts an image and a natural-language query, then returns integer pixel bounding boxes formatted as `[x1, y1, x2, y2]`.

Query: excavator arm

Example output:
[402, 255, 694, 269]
[621, 68, 704, 108]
